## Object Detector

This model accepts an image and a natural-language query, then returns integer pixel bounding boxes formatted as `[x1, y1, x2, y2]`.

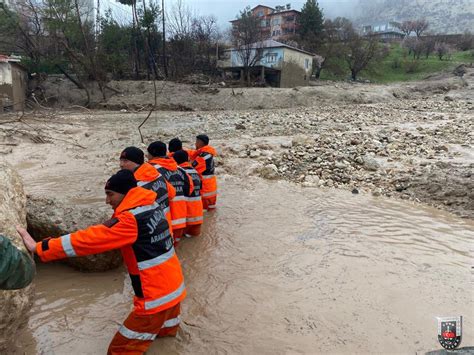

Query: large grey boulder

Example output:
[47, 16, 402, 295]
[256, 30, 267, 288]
[27, 197, 122, 272]
[0, 161, 34, 352]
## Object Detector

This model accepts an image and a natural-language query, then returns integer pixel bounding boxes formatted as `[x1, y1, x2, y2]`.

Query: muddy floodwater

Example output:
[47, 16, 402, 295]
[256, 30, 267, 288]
[11, 176, 472, 354]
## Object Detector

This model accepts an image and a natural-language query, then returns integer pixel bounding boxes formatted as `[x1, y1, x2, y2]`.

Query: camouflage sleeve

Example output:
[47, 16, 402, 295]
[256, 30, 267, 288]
[0, 235, 35, 290]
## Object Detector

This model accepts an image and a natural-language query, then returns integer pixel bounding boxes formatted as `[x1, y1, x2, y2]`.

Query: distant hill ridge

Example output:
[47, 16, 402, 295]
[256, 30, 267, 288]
[353, 0, 474, 35]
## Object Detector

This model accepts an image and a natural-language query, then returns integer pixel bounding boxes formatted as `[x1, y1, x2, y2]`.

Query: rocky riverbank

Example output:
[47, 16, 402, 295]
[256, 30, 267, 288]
[1, 67, 473, 218]
[217, 98, 473, 218]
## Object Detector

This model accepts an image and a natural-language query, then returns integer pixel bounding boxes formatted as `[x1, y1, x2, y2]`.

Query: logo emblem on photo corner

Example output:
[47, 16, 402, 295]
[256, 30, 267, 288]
[437, 316, 462, 350]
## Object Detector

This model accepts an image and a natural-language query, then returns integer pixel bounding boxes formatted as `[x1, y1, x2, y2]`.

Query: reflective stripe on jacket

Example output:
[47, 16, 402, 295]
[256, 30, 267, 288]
[190, 145, 217, 198]
[134, 162, 175, 229]
[149, 157, 194, 230]
[36, 187, 186, 315]
[179, 162, 203, 226]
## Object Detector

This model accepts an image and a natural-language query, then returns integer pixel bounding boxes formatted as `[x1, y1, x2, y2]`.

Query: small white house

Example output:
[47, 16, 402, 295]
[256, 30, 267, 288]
[219, 40, 318, 87]
[0, 55, 27, 112]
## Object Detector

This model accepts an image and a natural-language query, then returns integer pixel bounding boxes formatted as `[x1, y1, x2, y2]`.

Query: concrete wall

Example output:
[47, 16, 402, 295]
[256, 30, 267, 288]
[0, 63, 27, 111]
[12, 65, 27, 111]
[0, 62, 13, 111]
[279, 60, 308, 88]
[280, 48, 313, 87]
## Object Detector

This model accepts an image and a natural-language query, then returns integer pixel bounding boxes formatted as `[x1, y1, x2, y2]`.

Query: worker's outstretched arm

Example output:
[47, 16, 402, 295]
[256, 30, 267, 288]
[0, 235, 35, 290]
[17, 212, 137, 263]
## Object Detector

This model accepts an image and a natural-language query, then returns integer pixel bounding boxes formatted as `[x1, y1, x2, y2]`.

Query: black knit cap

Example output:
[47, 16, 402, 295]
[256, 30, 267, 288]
[147, 141, 167, 157]
[105, 169, 137, 195]
[173, 150, 189, 165]
[120, 146, 144, 165]
[169, 138, 182, 153]
[196, 134, 209, 145]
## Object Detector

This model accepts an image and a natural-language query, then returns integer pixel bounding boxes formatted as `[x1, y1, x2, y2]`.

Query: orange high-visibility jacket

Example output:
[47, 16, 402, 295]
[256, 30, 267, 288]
[149, 157, 194, 230]
[167, 149, 190, 159]
[134, 162, 175, 229]
[190, 145, 217, 200]
[36, 187, 186, 315]
[179, 162, 203, 226]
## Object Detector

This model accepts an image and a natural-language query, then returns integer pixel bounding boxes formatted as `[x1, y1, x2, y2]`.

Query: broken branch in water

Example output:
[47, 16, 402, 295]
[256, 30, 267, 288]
[138, 78, 167, 143]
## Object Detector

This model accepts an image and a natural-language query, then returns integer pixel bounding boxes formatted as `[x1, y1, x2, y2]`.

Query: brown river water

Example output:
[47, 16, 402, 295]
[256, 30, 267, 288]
[11, 176, 473, 354]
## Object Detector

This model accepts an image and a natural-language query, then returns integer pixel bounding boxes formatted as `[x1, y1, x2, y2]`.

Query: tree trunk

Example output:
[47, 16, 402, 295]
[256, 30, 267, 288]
[315, 66, 322, 79]
[351, 69, 357, 81]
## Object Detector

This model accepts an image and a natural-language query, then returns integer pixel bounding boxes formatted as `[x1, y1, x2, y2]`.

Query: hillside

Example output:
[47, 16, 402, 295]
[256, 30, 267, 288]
[354, 0, 474, 34]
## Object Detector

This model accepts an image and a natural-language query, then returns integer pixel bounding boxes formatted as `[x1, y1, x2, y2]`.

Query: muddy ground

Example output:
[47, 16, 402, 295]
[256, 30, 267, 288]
[3, 66, 474, 218]
[0, 68, 473, 353]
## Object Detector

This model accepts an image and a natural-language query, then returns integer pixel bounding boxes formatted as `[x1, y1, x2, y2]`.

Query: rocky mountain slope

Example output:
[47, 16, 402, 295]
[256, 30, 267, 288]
[354, 0, 474, 34]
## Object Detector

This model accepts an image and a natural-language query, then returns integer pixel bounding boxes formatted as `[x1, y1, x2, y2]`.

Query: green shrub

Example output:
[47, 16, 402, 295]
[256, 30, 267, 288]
[391, 57, 402, 69]
[403, 59, 420, 74]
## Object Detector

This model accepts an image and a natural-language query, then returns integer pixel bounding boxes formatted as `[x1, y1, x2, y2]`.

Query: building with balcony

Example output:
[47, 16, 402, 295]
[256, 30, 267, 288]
[230, 4, 300, 41]
[361, 22, 405, 41]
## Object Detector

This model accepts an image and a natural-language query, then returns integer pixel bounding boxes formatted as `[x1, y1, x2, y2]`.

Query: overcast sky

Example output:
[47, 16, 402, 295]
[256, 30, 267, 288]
[171, 0, 358, 26]
[105, 0, 359, 27]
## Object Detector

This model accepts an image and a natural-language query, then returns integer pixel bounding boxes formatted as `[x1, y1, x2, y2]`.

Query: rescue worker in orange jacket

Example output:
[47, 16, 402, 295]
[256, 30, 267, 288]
[173, 150, 203, 238]
[119, 146, 176, 230]
[147, 141, 194, 246]
[17, 170, 186, 355]
[189, 134, 218, 211]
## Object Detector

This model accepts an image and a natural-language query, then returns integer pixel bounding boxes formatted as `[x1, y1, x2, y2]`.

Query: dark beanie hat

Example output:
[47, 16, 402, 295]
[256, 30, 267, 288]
[147, 141, 167, 157]
[105, 169, 137, 194]
[169, 138, 183, 153]
[196, 134, 209, 145]
[173, 150, 189, 165]
[120, 146, 144, 165]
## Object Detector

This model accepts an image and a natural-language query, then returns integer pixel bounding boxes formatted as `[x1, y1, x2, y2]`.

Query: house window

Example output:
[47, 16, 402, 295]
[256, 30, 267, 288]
[272, 18, 281, 25]
[261, 20, 267, 27]
[257, 10, 264, 17]
[266, 52, 278, 63]
[304, 58, 310, 70]
[286, 16, 294, 22]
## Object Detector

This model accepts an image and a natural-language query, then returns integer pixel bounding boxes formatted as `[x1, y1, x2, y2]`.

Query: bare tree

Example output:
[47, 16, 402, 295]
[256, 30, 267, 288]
[402, 37, 424, 59]
[435, 42, 451, 60]
[192, 15, 219, 73]
[422, 36, 436, 58]
[457, 31, 474, 51]
[413, 19, 429, 38]
[396, 20, 414, 37]
[313, 17, 352, 79]
[167, 0, 193, 39]
[341, 26, 387, 81]
[232, 6, 264, 86]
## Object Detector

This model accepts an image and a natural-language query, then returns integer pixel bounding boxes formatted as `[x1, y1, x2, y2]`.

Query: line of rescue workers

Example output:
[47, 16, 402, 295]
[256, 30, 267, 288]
[16, 134, 218, 354]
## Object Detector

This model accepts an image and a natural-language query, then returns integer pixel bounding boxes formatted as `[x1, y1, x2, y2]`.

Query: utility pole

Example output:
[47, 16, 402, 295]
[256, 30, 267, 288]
[162, 0, 168, 77]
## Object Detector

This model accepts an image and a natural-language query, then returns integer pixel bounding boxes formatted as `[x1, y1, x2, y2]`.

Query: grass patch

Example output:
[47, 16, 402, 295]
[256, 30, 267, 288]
[319, 43, 473, 83]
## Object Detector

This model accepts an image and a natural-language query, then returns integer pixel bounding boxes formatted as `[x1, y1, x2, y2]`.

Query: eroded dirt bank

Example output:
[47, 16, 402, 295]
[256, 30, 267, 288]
[12, 177, 474, 354]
